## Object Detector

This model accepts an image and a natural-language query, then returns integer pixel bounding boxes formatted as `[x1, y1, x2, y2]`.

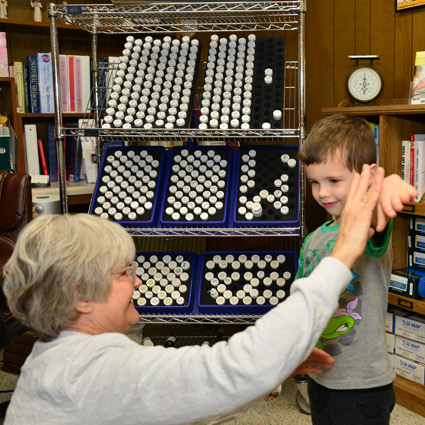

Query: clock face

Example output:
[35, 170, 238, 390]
[346, 66, 383, 103]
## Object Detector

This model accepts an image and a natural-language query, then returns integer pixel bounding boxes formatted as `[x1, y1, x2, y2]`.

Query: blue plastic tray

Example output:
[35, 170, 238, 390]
[89, 146, 167, 227]
[159, 146, 234, 227]
[230, 145, 300, 228]
[195, 250, 298, 315]
[133, 251, 197, 315]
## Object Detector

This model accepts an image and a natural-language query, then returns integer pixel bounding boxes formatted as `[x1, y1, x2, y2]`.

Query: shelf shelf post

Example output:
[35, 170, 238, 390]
[49, 3, 68, 214]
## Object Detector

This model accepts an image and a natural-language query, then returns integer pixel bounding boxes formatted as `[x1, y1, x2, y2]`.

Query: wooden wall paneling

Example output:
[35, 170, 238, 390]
[394, 10, 413, 100]
[102, 38, 125, 59]
[7, 0, 35, 21]
[371, 0, 396, 101]
[7, 0, 113, 23]
[411, 7, 425, 101]
[305, 0, 335, 233]
[378, 115, 405, 177]
[58, 35, 92, 56]
[8, 33, 41, 63]
[282, 30, 298, 129]
[334, 1, 356, 106]
[411, 8, 425, 59]
[40, 33, 53, 55]
[306, 0, 335, 122]
[392, 216, 409, 270]
[354, 0, 371, 54]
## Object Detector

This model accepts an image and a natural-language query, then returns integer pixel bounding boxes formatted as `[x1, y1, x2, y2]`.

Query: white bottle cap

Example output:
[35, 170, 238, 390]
[288, 158, 297, 168]
[273, 109, 282, 120]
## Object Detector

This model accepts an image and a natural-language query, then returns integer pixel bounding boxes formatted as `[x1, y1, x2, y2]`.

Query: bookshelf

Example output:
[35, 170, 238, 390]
[1, 1, 123, 196]
[322, 103, 425, 417]
[0, 17, 87, 35]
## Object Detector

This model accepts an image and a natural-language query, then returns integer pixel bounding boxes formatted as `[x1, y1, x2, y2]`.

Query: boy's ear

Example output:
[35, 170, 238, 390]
[369, 163, 377, 178]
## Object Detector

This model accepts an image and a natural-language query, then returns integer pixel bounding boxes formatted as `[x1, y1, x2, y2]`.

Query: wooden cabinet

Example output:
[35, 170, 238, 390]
[323, 103, 425, 417]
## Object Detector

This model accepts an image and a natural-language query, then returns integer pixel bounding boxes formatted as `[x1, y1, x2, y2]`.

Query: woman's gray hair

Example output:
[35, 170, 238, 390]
[2, 214, 135, 342]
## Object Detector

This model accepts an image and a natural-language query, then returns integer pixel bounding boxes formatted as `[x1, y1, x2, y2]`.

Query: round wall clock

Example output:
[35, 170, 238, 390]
[345, 55, 383, 104]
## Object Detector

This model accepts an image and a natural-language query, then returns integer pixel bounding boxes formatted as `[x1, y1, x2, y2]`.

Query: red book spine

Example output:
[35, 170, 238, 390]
[68, 56, 75, 112]
[37, 139, 49, 176]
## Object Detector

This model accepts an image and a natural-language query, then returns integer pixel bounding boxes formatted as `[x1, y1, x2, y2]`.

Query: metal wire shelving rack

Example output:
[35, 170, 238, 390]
[48, 1, 306, 324]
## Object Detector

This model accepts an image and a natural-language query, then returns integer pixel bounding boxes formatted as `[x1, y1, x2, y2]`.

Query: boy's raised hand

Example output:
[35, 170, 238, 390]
[375, 174, 417, 233]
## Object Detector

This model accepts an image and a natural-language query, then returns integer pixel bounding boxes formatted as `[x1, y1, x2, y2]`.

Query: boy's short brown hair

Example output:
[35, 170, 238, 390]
[298, 114, 377, 173]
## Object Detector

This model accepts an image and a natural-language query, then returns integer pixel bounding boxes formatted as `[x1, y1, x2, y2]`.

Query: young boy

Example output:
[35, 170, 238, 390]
[296, 114, 417, 425]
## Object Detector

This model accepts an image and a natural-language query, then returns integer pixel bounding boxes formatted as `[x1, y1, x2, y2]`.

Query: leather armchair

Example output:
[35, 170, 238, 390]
[0, 171, 32, 347]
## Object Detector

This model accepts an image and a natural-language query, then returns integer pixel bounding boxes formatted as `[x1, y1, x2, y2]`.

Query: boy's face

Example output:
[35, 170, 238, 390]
[304, 157, 357, 224]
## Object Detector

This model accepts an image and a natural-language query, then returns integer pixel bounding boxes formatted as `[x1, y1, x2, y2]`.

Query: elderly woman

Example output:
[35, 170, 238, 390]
[2, 165, 404, 424]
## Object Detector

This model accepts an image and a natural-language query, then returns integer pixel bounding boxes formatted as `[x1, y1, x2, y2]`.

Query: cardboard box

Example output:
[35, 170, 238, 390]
[408, 247, 425, 274]
[409, 217, 425, 233]
[390, 268, 425, 299]
[394, 312, 425, 343]
[394, 353, 425, 385]
[395, 335, 425, 363]
[409, 229, 425, 250]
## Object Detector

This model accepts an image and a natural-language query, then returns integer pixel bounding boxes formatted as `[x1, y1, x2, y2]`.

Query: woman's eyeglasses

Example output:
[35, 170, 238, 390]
[111, 261, 137, 285]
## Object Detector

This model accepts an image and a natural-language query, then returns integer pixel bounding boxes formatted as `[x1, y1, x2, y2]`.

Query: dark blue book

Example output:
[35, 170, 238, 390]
[64, 122, 79, 181]
[97, 57, 107, 112]
[73, 137, 82, 182]
[47, 123, 57, 183]
[22, 61, 30, 113]
[28, 55, 40, 113]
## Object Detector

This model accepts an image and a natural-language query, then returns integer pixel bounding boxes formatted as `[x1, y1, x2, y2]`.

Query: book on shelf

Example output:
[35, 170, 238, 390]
[0, 126, 12, 170]
[22, 60, 30, 113]
[401, 140, 411, 184]
[81, 55, 91, 114]
[67, 55, 76, 113]
[75, 55, 83, 113]
[37, 139, 49, 176]
[411, 51, 425, 105]
[64, 122, 81, 182]
[78, 118, 98, 184]
[59, 54, 68, 113]
[23, 124, 41, 177]
[410, 134, 425, 202]
[27, 55, 40, 113]
[0, 32, 8, 77]
[37, 53, 54, 113]
[97, 57, 108, 112]
[368, 122, 380, 165]
[73, 137, 83, 182]
[14, 61, 25, 113]
[47, 123, 58, 183]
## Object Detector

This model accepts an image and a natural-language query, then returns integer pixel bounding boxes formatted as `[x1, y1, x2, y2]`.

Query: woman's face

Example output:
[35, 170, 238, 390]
[88, 263, 141, 334]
